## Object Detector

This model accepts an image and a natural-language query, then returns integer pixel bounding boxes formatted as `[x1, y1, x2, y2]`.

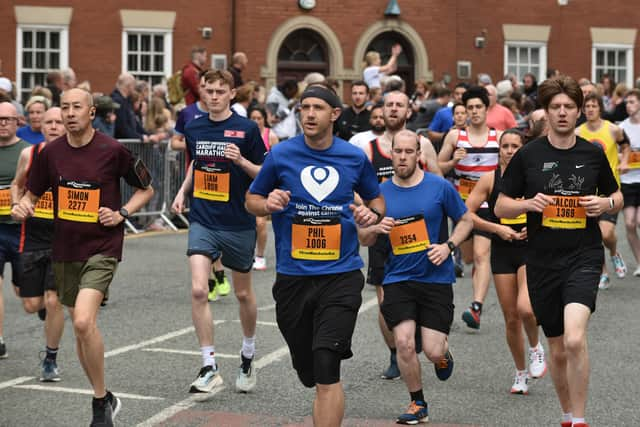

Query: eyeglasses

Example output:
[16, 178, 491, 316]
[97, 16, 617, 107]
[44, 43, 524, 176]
[0, 117, 18, 124]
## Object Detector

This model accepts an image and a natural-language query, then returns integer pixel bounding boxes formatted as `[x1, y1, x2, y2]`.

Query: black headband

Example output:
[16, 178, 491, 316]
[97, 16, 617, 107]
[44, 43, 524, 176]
[300, 86, 342, 109]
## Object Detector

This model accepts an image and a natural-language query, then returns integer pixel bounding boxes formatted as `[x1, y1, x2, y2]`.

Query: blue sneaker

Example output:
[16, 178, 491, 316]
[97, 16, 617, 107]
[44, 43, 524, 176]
[40, 358, 61, 382]
[381, 352, 401, 380]
[434, 349, 454, 381]
[396, 400, 428, 425]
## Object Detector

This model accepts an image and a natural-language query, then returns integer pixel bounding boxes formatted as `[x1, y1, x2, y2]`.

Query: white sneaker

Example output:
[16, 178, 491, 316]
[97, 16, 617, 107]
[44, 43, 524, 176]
[235, 354, 256, 392]
[510, 370, 529, 394]
[611, 253, 627, 279]
[189, 365, 223, 393]
[252, 256, 267, 271]
[598, 274, 611, 290]
[528, 344, 547, 379]
[634, 266, 640, 277]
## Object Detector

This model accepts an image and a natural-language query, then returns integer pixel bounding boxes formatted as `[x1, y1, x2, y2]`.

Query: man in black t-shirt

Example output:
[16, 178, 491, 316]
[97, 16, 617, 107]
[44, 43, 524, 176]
[334, 80, 371, 141]
[496, 76, 622, 427]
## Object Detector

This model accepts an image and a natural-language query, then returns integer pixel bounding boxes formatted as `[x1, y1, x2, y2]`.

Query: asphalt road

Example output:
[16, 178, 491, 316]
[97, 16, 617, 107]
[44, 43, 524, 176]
[1, 224, 639, 427]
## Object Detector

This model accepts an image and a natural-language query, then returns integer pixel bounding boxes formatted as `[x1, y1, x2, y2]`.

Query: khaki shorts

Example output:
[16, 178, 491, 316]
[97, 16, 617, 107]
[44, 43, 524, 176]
[53, 254, 118, 307]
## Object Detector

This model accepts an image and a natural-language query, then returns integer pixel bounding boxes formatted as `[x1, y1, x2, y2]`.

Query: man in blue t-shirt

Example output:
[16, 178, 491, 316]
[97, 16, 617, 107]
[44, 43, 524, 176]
[171, 69, 265, 395]
[246, 84, 384, 427]
[359, 130, 472, 425]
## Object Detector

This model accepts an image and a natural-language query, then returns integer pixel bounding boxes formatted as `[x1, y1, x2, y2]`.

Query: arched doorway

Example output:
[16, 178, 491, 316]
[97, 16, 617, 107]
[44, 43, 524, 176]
[277, 29, 329, 85]
[365, 32, 414, 93]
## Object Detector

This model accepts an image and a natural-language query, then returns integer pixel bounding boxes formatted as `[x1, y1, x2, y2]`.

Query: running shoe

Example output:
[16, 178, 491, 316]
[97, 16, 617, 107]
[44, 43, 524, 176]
[0, 341, 6, 359]
[90, 391, 121, 427]
[207, 279, 219, 302]
[598, 274, 611, 290]
[434, 349, 454, 381]
[235, 354, 256, 392]
[190, 365, 223, 393]
[381, 351, 401, 380]
[634, 266, 640, 277]
[510, 370, 529, 395]
[462, 306, 481, 329]
[612, 253, 627, 279]
[396, 400, 429, 425]
[40, 358, 61, 382]
[252, 256, 267, 271]
[216, 275, 231, 297]
[528, 344, 547, 378]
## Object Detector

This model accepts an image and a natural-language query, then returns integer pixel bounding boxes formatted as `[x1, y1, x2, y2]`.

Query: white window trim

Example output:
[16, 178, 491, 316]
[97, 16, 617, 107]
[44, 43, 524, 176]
[591, 43, 633, 87]
[503, 41, 547, 83]
[15, 24, 69, 102]
[121, 27, 173, 81]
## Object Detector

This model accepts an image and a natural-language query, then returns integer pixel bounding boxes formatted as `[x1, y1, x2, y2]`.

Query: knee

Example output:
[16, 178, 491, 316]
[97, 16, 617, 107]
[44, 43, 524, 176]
[504, 315, 521, 334]
[234, 287, 252, 302]
[516, 304, 535, 323]
[73, 315, 95, 339]
[395, 336, 416, 356]
[191, 284, 208, 303]
[473, 250, 489, 265]
[22, 299, 41, 314]
[423, 346, 444, 364]
[44, 292, 61, 311]
[550, 346, 567, 366]
[563, 332, 586, 355]
[624, 218, 637, 232]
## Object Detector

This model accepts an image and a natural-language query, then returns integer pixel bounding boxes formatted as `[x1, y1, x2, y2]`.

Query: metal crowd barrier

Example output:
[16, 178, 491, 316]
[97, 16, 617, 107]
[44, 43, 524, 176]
[118, 139, 189, 234]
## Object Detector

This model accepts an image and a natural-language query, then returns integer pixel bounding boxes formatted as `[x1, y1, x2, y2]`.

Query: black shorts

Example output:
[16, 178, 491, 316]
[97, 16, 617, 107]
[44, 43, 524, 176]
[468, 208, 493, 240]
[491, 242, 526, 275]
[621, 183, 640, 208]
[380, 281, 454, 335]
[366, 234, 389, 286]
[272, 270, 364, 383]
[19, 249, 55, 298]
[598, 211, 618, 224]
[0, 223, 22, 286]
[526, 247, 602, 338]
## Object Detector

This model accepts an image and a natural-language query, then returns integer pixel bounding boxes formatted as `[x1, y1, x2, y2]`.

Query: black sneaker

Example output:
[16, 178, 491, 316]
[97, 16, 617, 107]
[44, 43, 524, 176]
[38, 308, 47, 321]
[90, 391, 121, 427]
[0, 341, 7, 359]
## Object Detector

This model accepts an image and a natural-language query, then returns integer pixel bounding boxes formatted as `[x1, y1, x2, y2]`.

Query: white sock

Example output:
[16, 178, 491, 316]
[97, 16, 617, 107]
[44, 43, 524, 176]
[241, 336, 256, 359]
[517, 369, 528, 376]
[201, 346, 215, 368]
[572, 417, 585, 425]
[529, 342, 539, 352]
[562, 412, 573, 423]
[0, 336, 4, 344]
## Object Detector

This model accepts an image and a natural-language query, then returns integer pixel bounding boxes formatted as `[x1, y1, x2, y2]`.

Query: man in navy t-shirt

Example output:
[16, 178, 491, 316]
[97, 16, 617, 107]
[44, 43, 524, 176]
[171, 69, 265, 395]
[247, 84, 384, 426]
[359, 130, 472, 425]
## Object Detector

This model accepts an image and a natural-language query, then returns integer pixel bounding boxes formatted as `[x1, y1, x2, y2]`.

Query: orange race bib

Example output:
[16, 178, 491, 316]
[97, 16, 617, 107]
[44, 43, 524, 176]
[291, 216, 341, 260]
[34, 190, 54, 220]
[628, 151, 640, 169]
[457, 178, 477, 200]
[57, 179, 100, 223]
[542, 195, 586, 229]
[193, 163, 230, 202]
[0, 186, 11, 216]
[389, 214, 430, 255]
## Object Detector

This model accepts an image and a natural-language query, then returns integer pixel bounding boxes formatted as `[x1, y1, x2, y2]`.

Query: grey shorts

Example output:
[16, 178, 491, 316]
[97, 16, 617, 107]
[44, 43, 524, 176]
[187, 222, 256, 273]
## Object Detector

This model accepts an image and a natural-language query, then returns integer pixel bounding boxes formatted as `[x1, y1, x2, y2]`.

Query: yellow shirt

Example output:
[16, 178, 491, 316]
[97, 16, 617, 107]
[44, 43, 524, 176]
[577, 120, 620, 184]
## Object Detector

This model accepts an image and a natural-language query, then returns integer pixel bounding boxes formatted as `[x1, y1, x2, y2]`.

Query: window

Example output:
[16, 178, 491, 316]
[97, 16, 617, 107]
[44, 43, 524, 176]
[16, 26, 68, 102]
[277, 29, 329, 84]
[504, 42, 546, 83]
[592, 45, 633, 87]
[122, 30, 172, 86]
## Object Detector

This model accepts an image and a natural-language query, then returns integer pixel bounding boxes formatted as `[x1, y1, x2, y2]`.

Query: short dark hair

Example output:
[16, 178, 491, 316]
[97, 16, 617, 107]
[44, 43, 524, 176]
[452, 102, 466, 113]
[500, 128, 526, 145]
[583, 93, 604, 112]
[247, 106, 268, 123]
[462, 86, 490, 108]
[454, 82, 470, 91]
[538, 75, 583, 111]
[351, 80, 369, 93]
[626, 88, 640, 102]
[203, 69, 235, 89]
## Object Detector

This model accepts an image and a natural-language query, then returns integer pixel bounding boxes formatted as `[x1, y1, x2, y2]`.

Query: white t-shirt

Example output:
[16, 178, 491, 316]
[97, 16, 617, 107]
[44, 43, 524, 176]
[349, 130, 377, 151]
[620, 118, 640, 184]
[231, 103, 247, 117]
[363, 66, 383, 89]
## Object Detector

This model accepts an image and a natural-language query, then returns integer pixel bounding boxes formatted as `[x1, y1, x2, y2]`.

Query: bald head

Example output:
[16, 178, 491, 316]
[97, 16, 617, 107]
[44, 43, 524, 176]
[0, 102, 19, 143]
[485, 84, 497, 106]
[0, 101, 18, 116]
[116, 73, 136, 95]
[61, 88, 93, 107]
[392, 129, 420, 150]
[232, 52, 248, 69]
[42, 107, 65, 142]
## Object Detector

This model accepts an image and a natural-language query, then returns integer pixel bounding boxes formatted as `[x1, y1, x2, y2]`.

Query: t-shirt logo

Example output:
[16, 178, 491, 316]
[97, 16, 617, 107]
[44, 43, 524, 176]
[300, 166, 339, 202]
[224, 130, 245, 138]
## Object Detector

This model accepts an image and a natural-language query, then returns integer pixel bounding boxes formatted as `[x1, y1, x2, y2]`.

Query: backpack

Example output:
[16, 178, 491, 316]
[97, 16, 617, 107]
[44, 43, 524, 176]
[167, 69, 184, 105]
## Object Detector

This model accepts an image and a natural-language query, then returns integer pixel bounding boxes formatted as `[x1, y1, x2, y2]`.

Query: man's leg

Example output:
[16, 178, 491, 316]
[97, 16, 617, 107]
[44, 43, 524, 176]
[394, 320, 421, 392]
[0, 276, 5, 357]
[376, 285, 395, 349]
[547, 336, 572, 414]
[563, 303, 591, 419]
[190, 255, 214, 347]
[232, 270, 257, 339]
[493, 274, 526, 370]
[314, 382, 344, 427]
[44, 290, 64, 352]
[471, 234, 492, 304]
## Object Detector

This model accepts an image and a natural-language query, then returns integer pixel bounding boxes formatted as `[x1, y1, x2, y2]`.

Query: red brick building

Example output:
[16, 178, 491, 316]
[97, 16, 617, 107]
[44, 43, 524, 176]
[1, 0, 638, 101]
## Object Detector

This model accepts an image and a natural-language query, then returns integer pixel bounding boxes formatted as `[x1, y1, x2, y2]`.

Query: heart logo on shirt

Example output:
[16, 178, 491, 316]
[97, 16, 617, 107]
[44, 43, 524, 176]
[300, 166, 339, 202]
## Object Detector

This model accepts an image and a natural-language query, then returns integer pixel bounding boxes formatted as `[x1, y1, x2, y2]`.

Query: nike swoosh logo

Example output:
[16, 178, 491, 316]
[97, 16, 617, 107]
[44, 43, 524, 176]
[576, 165, 585, 168]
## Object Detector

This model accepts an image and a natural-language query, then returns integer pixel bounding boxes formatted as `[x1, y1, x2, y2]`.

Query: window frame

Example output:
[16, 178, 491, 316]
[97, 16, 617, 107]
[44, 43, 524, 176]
[591, 43, 633, 87]
[503, 41, 547, 83]
[121, 27, 173, 86]
[15, 24, 69, 102]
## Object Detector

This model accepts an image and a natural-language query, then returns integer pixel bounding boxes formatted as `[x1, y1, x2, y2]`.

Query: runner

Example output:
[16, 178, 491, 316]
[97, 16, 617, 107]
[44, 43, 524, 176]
[465, 129, 547, 394]
[496, 75, 622, 427]
[10, 107, 66, 381]
[246, 83, 384, 427]
[576, 93, 629, 288]
[12, 88, 154, 426]
[171, 69, 265, 395]
[359, 129, 473, 424]
[438, 86, 501, 330]
[0, 101, 29, 359]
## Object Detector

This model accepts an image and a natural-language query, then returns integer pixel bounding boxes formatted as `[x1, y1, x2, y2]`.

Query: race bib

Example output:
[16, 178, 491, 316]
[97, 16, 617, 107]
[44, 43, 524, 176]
[0, 186, 11, 216]
[34, 190, 54, 220]
[628, 151, 640, 169]
[291, 216, 341, 261]
[542, 195, 586, 229]
[389, 214, 430, 255]
[193, 163, 230, 202]
[457, 178, 477, 200]
[57, 179, 100, 223]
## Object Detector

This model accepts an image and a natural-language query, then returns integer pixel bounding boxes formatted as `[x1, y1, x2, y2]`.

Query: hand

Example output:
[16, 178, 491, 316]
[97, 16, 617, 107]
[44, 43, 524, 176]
[391, 44, 402, 56]
[518, 227, 527, 240]
[349, 204, 378, 227]
[375, 217, 395, 235]
[495, 224, 522, 242]
[527, 193, 554, 212]
[579, 195, 608, 217]
[11, 200, 34, 221]
[618, 162, 629, 175]
[452, 148, 467, 163]
[266, 189, 290, 213]
[171, 190, 185, 213]
[427, 243, 451, 266]
[98, 207, 124, 227]
[225, 143, 245, 165]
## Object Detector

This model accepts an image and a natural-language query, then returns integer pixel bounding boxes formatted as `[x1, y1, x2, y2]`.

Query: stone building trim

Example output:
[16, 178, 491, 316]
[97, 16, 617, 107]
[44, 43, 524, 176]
[14, 6, 73, 25]
[590, 27, 637, 45]
[119, 9, 176, 30]
[502, 24, 551, 43]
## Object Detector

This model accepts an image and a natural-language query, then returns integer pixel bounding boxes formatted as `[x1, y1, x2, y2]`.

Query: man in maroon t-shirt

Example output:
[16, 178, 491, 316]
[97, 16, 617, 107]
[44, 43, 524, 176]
[12, 88, 154, 427]
[182, 46, 207, 105]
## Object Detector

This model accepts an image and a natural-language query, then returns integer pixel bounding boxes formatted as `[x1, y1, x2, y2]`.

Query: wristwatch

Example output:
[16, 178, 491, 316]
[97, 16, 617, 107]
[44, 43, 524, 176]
[370, 207, 382, 223]
[119, 207, 130, 220]
[447, 241, 456, 253]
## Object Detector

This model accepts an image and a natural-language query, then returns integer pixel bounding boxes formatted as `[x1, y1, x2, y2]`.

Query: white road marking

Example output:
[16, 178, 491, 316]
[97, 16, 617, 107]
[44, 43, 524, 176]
[142, 348, 237, 358]
[231, 319, 278, 327]
[359, 296, 379, 313]
[0, 377, 34, 391]
[13, 384, 164, 400]
[257, 303, 276, 311]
